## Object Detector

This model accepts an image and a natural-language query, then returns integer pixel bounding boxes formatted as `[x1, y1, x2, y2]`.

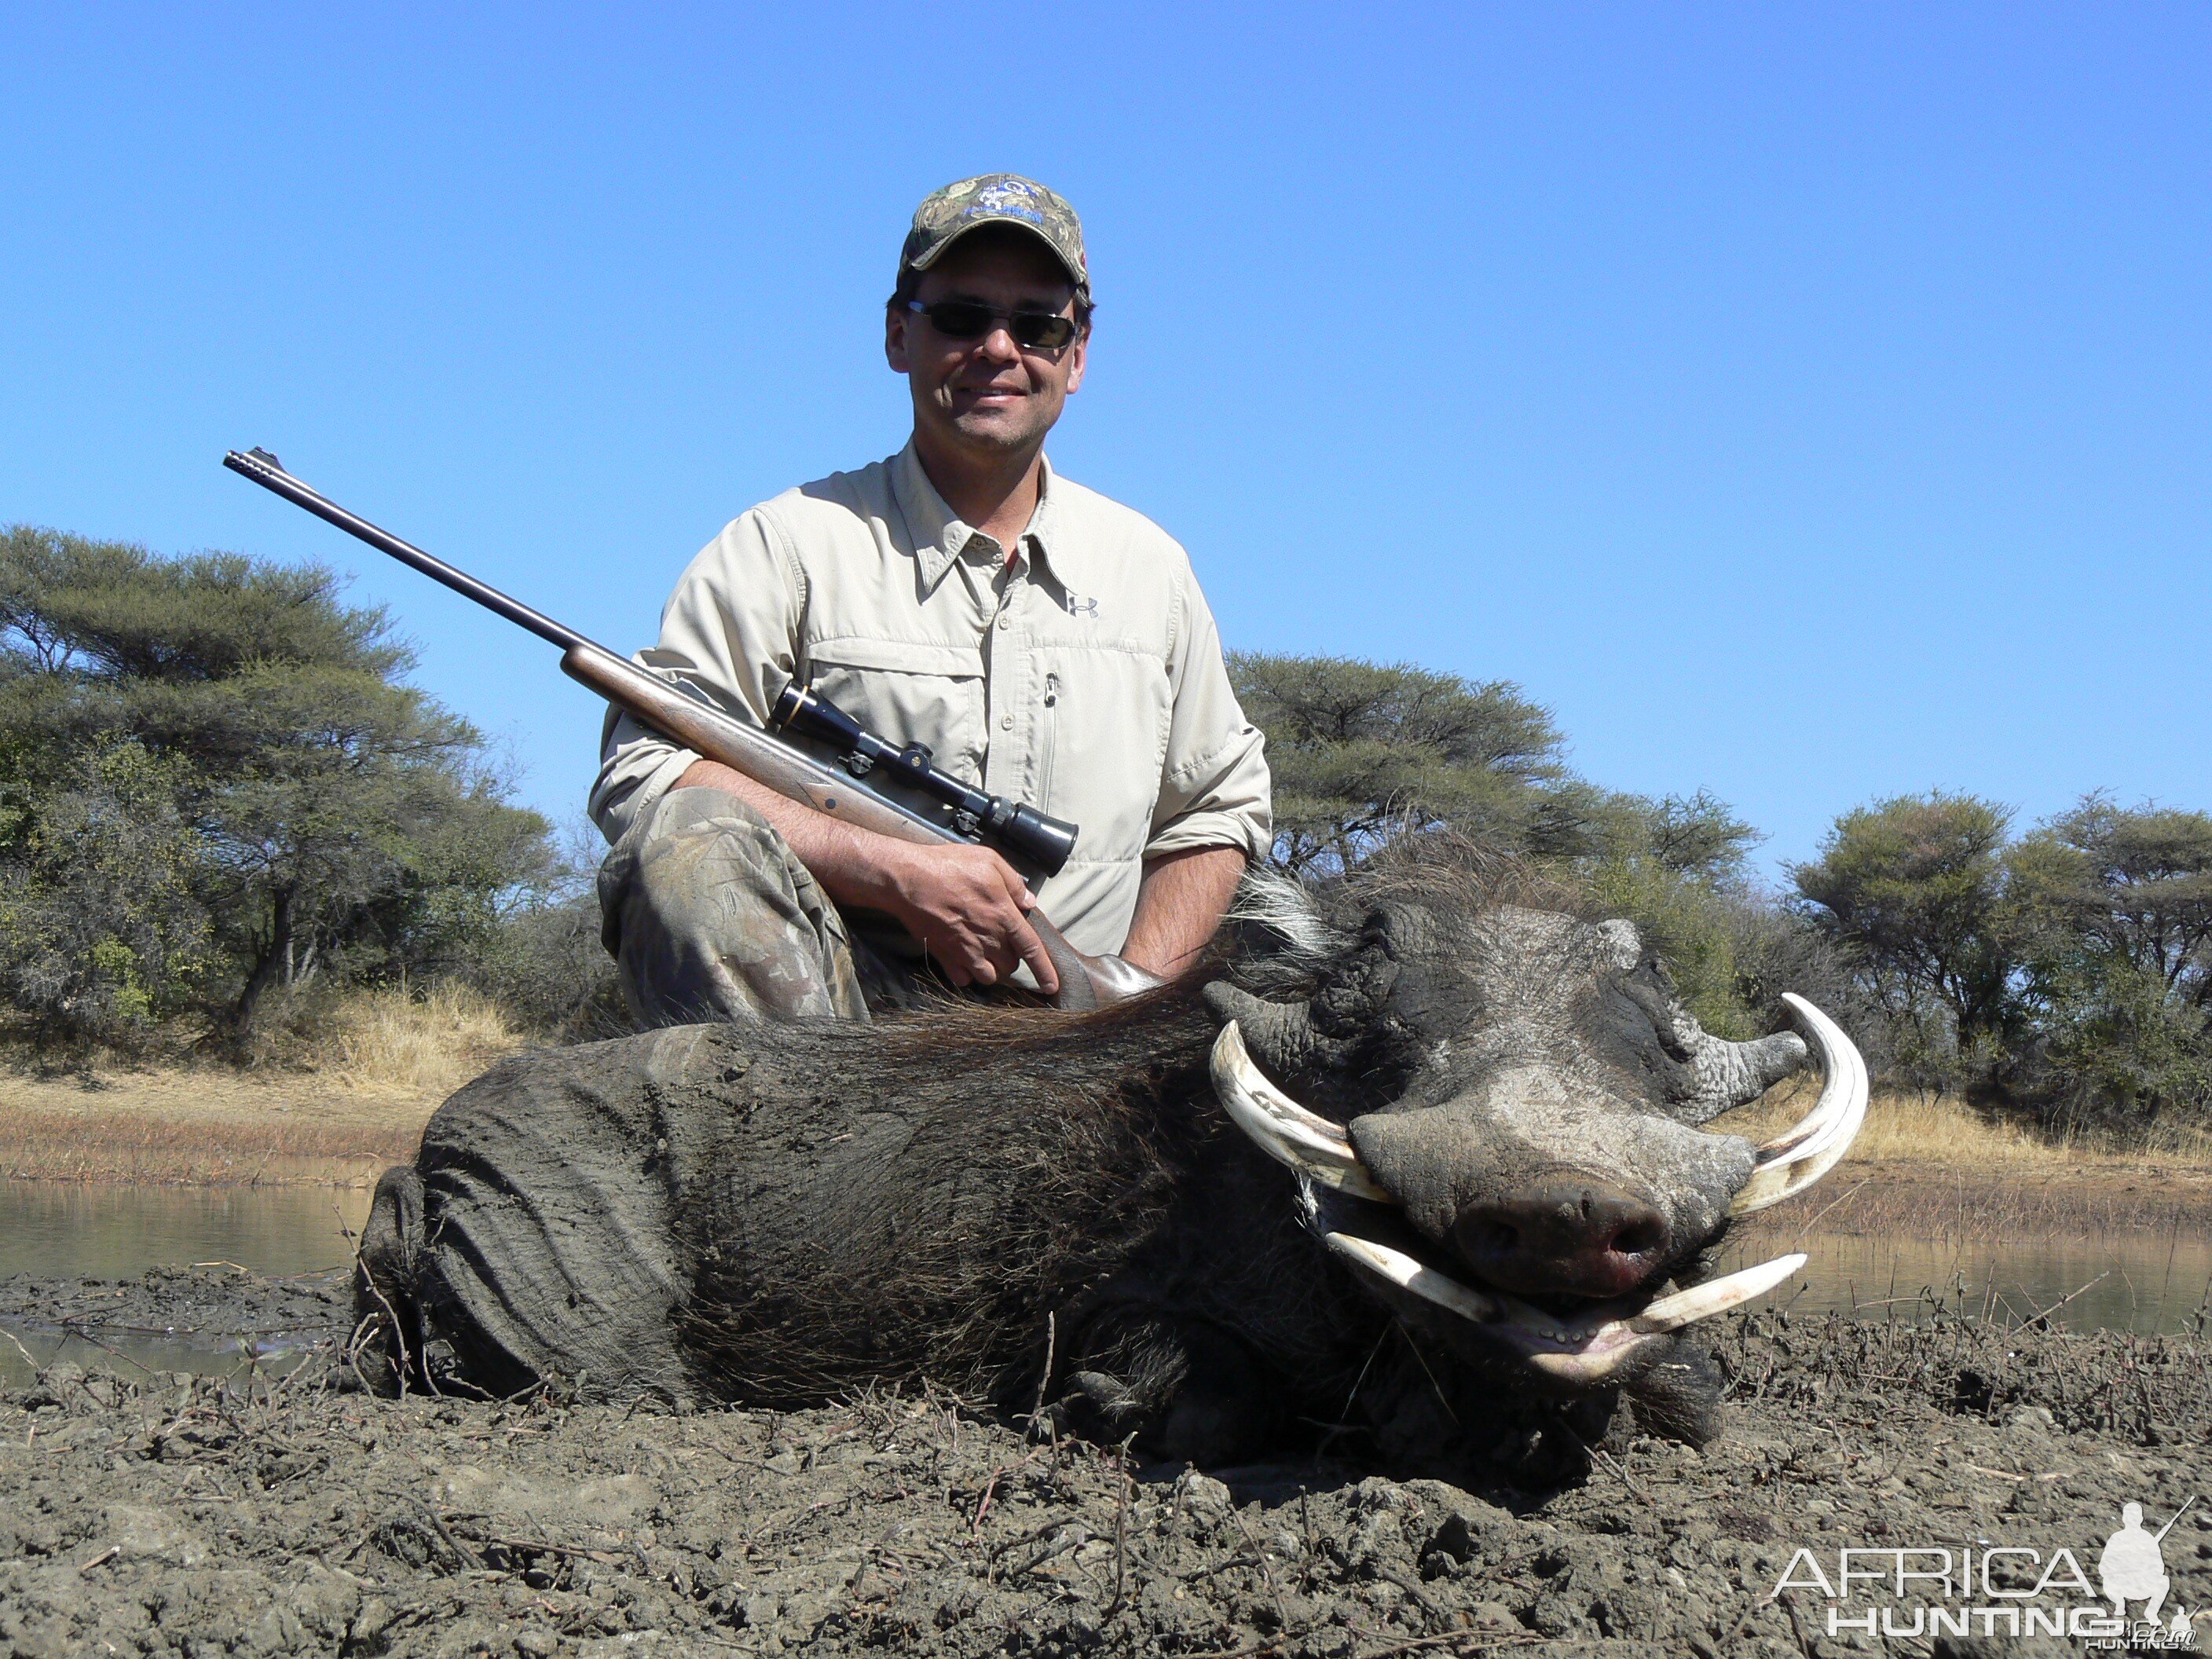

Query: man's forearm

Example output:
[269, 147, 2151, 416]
[670, 758, 907, 911]
[1120, 845, 1247, 979]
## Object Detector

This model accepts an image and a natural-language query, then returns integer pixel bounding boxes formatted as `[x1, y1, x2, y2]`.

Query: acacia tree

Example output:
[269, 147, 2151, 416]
[1227, 654, 1568, 874]
[2005, 797, 2212, 1126]
[2009, 797, 2212, 1005]
[1788, 792, 2018, 1083]
[0, 738, 218, 1037]
[0, 526, 551, 1045]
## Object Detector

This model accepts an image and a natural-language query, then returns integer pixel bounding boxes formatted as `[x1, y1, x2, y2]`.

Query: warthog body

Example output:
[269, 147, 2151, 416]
[360, 850, 1860, 1467]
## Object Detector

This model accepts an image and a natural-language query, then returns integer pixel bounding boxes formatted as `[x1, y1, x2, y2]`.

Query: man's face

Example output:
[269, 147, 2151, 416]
[886, 225, 1087, 460]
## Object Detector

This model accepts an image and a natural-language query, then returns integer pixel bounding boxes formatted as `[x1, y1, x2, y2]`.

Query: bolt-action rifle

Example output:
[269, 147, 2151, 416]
[222, 448, 1150, 1011]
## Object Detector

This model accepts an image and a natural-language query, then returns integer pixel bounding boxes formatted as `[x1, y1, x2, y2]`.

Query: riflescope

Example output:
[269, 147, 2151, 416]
[771, 683, 1079, 878]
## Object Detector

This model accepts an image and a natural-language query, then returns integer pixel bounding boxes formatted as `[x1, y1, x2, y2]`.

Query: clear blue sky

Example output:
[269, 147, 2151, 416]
[2, 4, 2204, 878]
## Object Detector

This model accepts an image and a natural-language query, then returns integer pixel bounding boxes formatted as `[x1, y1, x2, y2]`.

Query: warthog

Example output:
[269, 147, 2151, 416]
[357, 845, 1864, 1468]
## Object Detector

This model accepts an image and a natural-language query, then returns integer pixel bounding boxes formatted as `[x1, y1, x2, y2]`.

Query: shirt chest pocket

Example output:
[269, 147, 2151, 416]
[800, 636, 988, 785]
[1044, 646, 1174, 857]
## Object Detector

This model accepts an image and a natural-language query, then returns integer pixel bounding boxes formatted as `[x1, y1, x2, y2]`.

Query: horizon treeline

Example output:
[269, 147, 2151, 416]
[4, 529, 2204, 1141]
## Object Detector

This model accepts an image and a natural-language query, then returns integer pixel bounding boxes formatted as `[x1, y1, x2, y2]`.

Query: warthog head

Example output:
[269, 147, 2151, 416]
[1203, 867, 1865, 1395]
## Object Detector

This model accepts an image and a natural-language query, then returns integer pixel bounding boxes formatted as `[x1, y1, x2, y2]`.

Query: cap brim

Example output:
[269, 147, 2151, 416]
[908, 216, 1086, 290]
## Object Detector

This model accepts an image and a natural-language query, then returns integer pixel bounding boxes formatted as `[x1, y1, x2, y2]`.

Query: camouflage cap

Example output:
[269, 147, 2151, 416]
[899, 174, 1090, 298]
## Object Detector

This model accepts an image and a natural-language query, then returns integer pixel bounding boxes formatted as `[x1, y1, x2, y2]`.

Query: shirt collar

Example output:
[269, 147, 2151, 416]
[892, 440, 1079, 595]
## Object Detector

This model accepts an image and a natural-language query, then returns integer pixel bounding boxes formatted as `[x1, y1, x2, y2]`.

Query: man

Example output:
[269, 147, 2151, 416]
[590, 174, 1271, 1027]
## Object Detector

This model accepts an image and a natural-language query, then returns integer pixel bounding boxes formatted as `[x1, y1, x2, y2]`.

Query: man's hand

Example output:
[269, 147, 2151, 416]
[870, 840, 1060, 994]
[668, 756, 1058, 994]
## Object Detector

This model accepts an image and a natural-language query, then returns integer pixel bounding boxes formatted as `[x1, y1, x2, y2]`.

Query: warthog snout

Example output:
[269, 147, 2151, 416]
[1451, 1176, 1672, 1299]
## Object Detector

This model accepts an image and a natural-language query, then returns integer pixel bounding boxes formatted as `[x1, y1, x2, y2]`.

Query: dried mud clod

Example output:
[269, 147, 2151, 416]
[0, 1269, 2208, 1657]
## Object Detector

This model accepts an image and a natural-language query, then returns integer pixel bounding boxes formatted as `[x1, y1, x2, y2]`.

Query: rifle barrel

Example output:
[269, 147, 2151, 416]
[2155, 1496, 2197, 1542]
[223, 449, 589, 654]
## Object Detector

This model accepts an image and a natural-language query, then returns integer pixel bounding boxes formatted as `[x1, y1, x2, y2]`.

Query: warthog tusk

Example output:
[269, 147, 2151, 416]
[1210, 1023, 1395, 1203]
[1630, 1253, 1808, 1331]
[1320, 1231, 1807, 1380]
[1727, 994, 1869, 1218]
[1320, 1231, 1500, 1321]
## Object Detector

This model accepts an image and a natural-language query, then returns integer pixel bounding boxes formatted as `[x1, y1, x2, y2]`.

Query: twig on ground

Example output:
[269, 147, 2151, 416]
[1027, 1311, 1055, 1434]
[2024, 1272, 2112, 1329]
[1104, 1434, 1133, 1618]
[1554, 1419, 1654, 1504]
[357, 1272, 413, 1397]
[422, 1505, 484, 1571]
[54, 1323, 153, 1376]
[1227, 1502, 1292, 1633]
[1184, 1628, 1543, 1659]
[1005, 1525, 1090, 1580]
[0, 1324, 46, 1378]
[1346, 1628, 1547, 1655]
[966, 1446, 1045, 1540]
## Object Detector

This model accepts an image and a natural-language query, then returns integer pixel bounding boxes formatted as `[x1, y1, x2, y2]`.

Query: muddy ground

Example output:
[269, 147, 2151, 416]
[1, 1269, 2209, 1657]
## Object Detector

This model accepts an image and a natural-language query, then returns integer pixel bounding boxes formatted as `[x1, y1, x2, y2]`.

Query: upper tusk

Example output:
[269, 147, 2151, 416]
[1210, 1023, 1395, 1203]
[1320, 1230, 1500, 1322]
[1631, 1253, 1807, 1331]
[1728, 994, 1869, 1216]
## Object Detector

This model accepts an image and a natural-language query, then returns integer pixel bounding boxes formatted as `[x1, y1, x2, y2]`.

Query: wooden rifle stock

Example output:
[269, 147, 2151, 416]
[222, 447, 1136, 1011]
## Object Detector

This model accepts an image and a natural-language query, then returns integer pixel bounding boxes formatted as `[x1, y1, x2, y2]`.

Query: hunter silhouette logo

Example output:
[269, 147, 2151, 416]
[2101, 1500, 2195, 1630]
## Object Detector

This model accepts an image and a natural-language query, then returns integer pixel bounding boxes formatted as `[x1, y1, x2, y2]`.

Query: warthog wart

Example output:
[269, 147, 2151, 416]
[356, 841, 1866, 1468]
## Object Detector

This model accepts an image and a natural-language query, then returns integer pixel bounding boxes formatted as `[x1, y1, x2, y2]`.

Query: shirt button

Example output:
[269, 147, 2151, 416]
[996, 613, 1012, 630]
[1000, 714, 1015, 731]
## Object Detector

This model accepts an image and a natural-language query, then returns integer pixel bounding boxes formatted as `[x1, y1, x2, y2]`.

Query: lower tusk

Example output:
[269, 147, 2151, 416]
[1210, 1024, 1395, 1203]
[1322, 1232, 1804, 1384]
[1321, 1231, 1500, 1322]
[1730, 994, 1870, 1217]
[1632, 1253, 1807, 1331]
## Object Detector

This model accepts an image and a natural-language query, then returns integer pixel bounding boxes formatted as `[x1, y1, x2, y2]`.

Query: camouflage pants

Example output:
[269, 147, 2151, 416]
[597, 787, 936, 1028]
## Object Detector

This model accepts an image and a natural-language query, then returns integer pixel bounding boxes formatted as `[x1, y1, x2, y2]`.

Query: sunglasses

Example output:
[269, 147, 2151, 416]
[904, 300, 1079, 352]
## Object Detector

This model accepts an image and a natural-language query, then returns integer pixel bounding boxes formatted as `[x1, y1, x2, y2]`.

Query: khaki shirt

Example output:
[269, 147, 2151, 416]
[590, 442, 1273, 958]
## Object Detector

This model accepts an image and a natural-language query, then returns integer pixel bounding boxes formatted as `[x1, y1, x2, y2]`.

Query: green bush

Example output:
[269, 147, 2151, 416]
[0, 526, 556, 1049]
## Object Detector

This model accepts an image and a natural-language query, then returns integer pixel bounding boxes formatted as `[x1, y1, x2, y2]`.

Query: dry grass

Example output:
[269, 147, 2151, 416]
[1713, 1080, 2212, 1240]
[309, 980, 524, 1099]
[0, 983, 528, 1186]
[1711, 1079, 2212, 1171]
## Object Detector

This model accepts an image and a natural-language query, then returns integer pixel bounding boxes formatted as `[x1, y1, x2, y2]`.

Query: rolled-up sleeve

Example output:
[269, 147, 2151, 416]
[587, 509, 808, 845]
[1144, 564, 1272, 863]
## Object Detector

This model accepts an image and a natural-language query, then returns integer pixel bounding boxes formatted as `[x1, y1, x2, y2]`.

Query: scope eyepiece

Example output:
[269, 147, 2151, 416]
[1000, 803, 1079, 876]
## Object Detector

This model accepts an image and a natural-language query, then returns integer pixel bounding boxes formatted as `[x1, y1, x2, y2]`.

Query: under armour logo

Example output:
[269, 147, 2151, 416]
[1067, 595, 1099, 618]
